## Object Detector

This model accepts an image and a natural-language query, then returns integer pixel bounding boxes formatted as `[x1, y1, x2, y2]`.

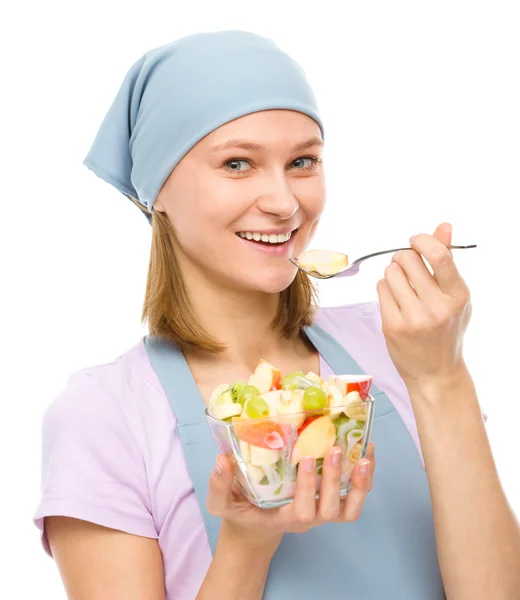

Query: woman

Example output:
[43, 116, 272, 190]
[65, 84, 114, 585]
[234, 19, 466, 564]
[33, 31, 520, 599]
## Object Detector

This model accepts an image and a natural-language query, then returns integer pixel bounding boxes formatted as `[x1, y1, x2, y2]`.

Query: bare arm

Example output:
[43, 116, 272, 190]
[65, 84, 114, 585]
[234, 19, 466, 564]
[375, 224, 520, 599]
[409, 368, 520, 600]
[47, 518, 277, 600]
[196, 521, 279, 600]
[46, 517, 166, 600]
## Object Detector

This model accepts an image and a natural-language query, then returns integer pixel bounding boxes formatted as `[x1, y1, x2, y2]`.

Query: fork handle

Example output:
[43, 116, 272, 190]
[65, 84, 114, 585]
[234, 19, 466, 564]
[351, 244, 477, 265]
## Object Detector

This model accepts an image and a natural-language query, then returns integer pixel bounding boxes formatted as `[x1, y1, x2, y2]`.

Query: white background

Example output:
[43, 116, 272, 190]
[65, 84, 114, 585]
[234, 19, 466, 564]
[1, 1, 519, 597]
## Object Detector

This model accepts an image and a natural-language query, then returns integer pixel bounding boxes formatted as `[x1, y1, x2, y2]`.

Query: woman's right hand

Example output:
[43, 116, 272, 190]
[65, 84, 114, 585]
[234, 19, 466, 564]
[206, 443, 376, 549]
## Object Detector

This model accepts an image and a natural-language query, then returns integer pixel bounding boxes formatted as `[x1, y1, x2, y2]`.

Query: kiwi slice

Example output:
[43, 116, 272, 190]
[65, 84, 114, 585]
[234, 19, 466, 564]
[229, 380, 245, 403]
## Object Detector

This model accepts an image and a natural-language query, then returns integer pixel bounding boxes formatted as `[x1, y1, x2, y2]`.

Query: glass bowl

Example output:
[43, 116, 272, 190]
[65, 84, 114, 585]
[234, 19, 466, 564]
[206, 395, 375, 508]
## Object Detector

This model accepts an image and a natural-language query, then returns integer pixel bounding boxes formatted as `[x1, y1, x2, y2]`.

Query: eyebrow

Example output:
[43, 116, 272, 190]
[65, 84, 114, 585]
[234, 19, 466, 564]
[208, 136, 324, 154]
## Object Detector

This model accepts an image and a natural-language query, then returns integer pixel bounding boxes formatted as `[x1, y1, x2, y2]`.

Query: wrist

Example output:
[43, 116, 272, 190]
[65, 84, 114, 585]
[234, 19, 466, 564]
[218, 519, 282, 558]
[404, 361, 474, 406]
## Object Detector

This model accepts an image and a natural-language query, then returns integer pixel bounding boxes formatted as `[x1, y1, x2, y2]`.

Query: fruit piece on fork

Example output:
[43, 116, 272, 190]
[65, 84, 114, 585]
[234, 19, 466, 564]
[296, 249, 348, 276]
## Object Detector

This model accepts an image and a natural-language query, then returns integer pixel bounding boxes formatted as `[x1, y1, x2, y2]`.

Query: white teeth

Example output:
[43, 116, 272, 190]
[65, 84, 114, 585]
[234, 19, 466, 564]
[237, 231, 294, 244]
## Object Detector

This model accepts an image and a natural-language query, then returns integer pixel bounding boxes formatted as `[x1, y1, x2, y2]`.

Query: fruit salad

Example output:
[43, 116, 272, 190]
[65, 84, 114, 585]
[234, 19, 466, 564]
[206, 359, 375, 508]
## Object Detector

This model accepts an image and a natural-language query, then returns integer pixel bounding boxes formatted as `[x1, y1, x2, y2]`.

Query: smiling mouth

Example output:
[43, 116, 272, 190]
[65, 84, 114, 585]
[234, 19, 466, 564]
[236, 230, 296, 245]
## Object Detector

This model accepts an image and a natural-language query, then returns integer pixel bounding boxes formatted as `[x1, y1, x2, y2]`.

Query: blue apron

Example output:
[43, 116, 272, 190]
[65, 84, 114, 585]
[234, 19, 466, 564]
[145, 323, 445, 599]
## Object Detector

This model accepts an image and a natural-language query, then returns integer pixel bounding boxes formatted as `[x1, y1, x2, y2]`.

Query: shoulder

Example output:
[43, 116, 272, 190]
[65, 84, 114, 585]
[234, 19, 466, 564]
[42, 339, 172, 446]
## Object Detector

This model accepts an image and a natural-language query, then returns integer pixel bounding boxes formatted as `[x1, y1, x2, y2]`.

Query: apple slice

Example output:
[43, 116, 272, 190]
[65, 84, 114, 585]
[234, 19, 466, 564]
[329, 374, 373, 400]
[297, 249, 348, 276]
[248, 360, 283, 394]
[291, 415, 336, 464]
[297, 414, 321, 435]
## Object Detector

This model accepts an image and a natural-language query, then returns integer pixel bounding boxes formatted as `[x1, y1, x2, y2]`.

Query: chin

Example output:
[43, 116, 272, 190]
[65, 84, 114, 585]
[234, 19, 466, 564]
[243, 267, 298, 294]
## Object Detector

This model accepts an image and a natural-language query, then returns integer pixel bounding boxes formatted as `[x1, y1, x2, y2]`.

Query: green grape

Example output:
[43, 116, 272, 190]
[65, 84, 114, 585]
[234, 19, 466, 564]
[244, 396, 270, 418]
[282, 371, 305, 390]
[229, 380, 244, 403]
[303, 386, 328, 411]
[237, 384, 260, 407]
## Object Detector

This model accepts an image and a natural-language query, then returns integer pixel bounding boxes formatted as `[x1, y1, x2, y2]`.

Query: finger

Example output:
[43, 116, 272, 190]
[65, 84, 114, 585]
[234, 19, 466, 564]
[317, 447, 343, 521]
[365, 443, 376, 492]
[433, 222, 453, 248]
[341, 458, 372, 522]
[376, 277, 403, 326]
[291, 457, 317, 526]
[391, 249, 440, 300]
[206, 455, 235, 517]
[409, 231, 464, 295]
[383, 262, 420, 315]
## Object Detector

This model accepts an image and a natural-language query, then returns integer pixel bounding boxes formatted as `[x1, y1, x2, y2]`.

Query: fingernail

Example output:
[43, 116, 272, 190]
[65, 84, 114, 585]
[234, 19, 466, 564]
[304, 457, 315, 472]
[215, 459, 224, 476]
[331, 449, 342, 467]
[360, 460, 370, 477]
[409, 235, 416, 244]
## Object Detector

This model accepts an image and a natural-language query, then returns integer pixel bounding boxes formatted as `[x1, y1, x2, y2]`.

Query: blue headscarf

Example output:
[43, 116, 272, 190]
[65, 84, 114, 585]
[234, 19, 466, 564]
[83, 30, 324, 221]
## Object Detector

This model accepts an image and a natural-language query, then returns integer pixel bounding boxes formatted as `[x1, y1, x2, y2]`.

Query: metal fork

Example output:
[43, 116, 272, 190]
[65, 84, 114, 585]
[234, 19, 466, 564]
[289, 244, 477, 279]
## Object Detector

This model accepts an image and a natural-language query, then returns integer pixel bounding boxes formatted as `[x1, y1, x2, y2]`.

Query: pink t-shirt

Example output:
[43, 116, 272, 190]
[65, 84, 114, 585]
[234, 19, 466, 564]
[33, 301, 438, 598]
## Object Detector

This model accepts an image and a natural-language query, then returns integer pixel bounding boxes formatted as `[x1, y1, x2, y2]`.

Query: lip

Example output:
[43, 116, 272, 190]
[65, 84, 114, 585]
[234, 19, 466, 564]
[235, 227, 297, 236]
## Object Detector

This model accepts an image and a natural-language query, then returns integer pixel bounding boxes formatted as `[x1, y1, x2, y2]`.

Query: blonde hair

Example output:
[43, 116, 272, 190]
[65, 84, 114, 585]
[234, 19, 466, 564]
[129, 197, 317, 353]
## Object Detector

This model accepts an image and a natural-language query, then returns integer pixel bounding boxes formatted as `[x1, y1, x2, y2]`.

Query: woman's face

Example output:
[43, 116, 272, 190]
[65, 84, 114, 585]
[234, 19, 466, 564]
[154, 109, 326, 293]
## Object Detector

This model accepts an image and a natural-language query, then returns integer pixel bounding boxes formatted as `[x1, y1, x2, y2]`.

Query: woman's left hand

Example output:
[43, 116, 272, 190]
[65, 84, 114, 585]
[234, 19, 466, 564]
[376, 222, 472, 390]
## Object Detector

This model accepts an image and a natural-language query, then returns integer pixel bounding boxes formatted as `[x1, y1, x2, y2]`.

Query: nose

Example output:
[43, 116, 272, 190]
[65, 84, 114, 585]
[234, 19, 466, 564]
[256, 173, 299, 220]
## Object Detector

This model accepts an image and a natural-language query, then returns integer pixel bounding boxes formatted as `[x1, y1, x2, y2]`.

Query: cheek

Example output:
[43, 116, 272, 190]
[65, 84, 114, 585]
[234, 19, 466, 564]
[165, 177, 224, 237]
[295, 175, 326, 220]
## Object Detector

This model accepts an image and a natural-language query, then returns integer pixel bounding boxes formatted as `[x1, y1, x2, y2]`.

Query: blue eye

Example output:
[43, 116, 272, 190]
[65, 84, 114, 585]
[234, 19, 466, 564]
[223, 155, 321, 175]
[292, 157, 320, 169]
[225, 159, 250, 172]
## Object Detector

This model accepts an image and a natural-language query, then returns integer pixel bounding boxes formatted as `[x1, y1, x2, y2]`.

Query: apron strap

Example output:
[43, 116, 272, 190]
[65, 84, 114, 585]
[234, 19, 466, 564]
[144, 336, 206, 425]
[144, 335, 222, 551]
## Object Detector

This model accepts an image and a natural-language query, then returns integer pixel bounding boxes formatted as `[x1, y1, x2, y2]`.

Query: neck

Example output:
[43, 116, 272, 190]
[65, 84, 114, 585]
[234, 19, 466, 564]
[180, 267, 297, 368]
